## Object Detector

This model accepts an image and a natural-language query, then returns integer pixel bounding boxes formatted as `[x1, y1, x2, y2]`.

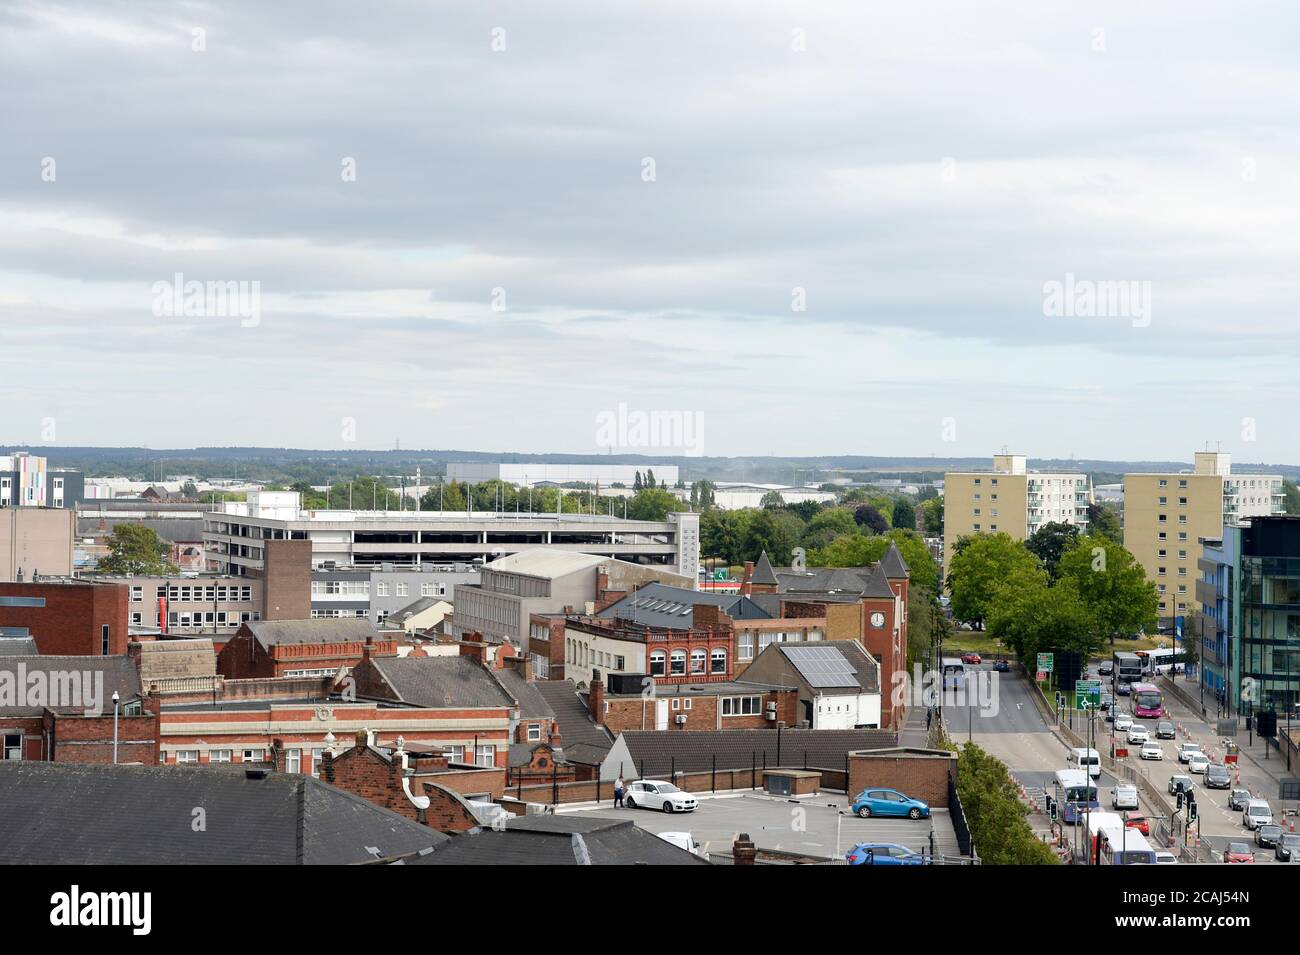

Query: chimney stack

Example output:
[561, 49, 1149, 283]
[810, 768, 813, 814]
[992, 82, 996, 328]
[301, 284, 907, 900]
[741, 561, 754, 596]
[587, 668, 605, 725]
[733, 833, 757, 865]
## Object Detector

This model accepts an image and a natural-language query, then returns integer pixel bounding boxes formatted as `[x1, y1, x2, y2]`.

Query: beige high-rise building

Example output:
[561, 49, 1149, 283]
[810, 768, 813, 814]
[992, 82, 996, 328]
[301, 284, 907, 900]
[1123, 451, 1283, 625]
[0, 507, 75, 582]
[943, 453, 1092, 574]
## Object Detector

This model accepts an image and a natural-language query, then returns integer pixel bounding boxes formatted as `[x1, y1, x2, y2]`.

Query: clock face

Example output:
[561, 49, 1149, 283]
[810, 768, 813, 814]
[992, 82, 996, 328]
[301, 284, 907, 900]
[870, 612, 885, 628]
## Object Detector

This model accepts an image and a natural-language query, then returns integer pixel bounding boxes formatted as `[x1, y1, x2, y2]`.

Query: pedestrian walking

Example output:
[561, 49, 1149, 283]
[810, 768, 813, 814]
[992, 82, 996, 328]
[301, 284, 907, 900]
[925, 708, 932, 730]
[614, 776, 626, 808]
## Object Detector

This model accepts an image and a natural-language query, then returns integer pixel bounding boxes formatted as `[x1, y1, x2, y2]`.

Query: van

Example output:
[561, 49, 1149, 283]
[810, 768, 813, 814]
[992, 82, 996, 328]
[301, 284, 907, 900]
[1243, 799, 1273, 831]
[1072, 747, 1101, 778]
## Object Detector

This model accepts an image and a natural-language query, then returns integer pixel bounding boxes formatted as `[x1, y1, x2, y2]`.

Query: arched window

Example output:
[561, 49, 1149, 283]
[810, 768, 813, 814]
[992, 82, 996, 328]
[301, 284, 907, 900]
[670, 649, 687, 675]
[650, 650, 667, 676]
[690, 648, 707, 674]
[711, 647, 727, 674]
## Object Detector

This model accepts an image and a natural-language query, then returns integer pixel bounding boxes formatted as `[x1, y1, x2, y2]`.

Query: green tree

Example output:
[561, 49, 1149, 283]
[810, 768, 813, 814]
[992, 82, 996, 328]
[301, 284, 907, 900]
[1086, 502, 1123, 545]
[892, 498, 917, 532]
[760, 490, 786, 510]
[987, 575, 1097, 662]
[853, 503, 889, 535]
[180, 479, 198, 499]
[956, 742, 1060, 865]
[700, 508, 754, 565]
[1025, 522, 1080, 580]
[919, 496, 944, 535]
[1283, 479, 1300, 515]
[742, 510, 804, 564]
[946, 533, 1043, 626]
[808, 528, 940, 592]
[1057, 535, 1159, 645]
[98, 525, 176, 575]
[626, 487, 684, 522]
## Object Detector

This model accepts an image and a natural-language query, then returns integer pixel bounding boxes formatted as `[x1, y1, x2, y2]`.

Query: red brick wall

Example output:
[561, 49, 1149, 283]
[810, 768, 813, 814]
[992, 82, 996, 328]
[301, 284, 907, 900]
[0, 581, 128, 656]
[847, 753, 953, 808]
[47, 710, 160, 765]
[259, 539, 311, 621]
[601, 689, 799, 733]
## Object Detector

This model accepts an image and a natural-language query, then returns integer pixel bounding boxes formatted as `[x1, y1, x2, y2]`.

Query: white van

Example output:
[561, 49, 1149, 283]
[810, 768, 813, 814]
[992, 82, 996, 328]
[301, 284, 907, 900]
[1243, 799, 1273, 830]
[1072, 747, 1102, 778]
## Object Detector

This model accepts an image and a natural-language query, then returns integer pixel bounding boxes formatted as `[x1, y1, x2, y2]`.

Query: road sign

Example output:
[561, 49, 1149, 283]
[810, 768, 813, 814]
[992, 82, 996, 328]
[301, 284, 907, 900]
[1076, 680, 1102, 706]
[1038, 671, 1047, 683]
[713, 568, 728, 581]
[1037, 653, 1054, 673]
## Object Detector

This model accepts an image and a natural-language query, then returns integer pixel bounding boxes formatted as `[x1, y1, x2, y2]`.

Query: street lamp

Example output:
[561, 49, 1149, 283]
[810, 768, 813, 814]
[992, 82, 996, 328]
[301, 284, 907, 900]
[111, 690, 120, 765]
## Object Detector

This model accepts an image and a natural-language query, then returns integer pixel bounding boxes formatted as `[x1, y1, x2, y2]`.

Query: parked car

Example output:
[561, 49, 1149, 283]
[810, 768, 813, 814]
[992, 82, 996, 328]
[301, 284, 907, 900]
[1099, 662, 1114, 676]
[1127, 724, 1150, 745]
[1156, 720, 1176, 739]
[1114, 713, 1134, 732]
[1176, 742, 1204, 763]
[1224, 842, 1255, 864]
[993, 659, 1010, 673]
[656, 831, 701, 856]
[1204, 764, 1232, 789]
[1112, 783, 1139, 810]
[1254, 824, 1282, 849]
[961, 653, 982, 665]
[1228, 789, 1253, 812]
[1154, 850, 1178, 865]
[1124, 811, 1150, 836]
[1140, 741, 1163, 760]
[1242, 799, 1273, 831]
[846, 843, 928, 866]
[624, 780, 697, 814]
[1168, 775, 1194, 797]
[1275, 833, 1300, 862]
[1187, 753, 1210, 774]
[851, 788, 930, 820]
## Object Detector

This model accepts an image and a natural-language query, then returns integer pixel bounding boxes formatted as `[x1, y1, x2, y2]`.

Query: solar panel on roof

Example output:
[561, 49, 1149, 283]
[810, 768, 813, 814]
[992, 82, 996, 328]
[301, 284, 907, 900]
[781, 644, 859, 688]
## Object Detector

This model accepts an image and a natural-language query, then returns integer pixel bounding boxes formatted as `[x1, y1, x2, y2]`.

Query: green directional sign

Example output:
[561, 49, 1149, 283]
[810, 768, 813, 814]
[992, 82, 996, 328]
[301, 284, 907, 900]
[714, 568, 728, 581]
[1076, 680, 1102, 707]
[1037, 653, 1054, 673]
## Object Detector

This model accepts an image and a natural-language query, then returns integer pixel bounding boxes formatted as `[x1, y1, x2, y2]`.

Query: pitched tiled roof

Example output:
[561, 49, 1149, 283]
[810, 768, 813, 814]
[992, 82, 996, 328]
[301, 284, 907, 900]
[880, 541, 911, 579]
[597, 582, 771, 629]
[751, 551, 779, 585]
[398, 814, 706, 866]
[0, 655, 142, 715]
[535, 680, 613, 757]
[616, 728, 894, 776]
[246, 618, 380, 648]
[494, 668, 556, 720]
[0, 762, 445, 864]
[369, 656, 515, 709]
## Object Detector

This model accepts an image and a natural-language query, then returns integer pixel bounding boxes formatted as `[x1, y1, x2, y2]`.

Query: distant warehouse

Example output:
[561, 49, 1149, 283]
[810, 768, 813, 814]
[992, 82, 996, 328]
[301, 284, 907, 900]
[446, 463, 680, 488]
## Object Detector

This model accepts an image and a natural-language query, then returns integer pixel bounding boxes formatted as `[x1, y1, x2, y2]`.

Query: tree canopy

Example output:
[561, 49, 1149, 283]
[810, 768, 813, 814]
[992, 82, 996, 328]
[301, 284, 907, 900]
[98, 525, 176, 575]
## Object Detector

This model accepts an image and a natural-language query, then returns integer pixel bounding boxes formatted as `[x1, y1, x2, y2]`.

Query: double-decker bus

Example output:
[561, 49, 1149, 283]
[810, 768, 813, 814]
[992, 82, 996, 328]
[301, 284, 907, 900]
[1054, 769, 1100, 825]
[941, 657, 966, 690]
[1130, 681, 1165, 718]
[1112, 650, 1143, 688]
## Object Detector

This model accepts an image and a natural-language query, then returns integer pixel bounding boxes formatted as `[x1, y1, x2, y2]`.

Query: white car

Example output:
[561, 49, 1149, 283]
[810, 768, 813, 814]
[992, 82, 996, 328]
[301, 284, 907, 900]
[1177, 742, 1203, 763]
[1187, 753, 1210, 774]
[1154, 850, 1178, 864]
[1113, 783, 1139, 810]
[1139, 741, 1163, 760]
[625, 779, 698, 813]
[656, 831, 701, 856]
[1113, 713, 1133, 732]
[1127, 724, 1150, 745]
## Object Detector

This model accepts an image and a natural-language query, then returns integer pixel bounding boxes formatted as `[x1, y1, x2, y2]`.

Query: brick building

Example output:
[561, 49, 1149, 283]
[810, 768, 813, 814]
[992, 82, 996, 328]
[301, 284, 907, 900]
[216, 618, 396, 679]
[0, 579, 129, 656]
[846, 747, 958, 809]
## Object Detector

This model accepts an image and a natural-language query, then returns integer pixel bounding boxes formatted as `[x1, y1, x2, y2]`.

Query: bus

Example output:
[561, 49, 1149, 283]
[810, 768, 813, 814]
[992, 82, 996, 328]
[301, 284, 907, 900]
[1098, 827, 1158, 865]
[941, 657, 966, 690]
[1130, 682, 1165, 719]
[1137, 647, 1190, 676]
[1112, 651, 1143, 688]
[1054, 769, 1100, 825]
[1084, 811, 1125, 861]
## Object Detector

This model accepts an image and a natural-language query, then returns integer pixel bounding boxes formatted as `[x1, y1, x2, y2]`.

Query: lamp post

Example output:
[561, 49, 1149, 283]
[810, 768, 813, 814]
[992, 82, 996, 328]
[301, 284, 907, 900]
[111, 690, 120, 765]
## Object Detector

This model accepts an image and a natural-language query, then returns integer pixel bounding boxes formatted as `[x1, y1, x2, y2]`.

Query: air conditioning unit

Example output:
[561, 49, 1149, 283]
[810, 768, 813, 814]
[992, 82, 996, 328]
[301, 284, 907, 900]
[675, 714, 687, 725]
[765, 709, 777, 721]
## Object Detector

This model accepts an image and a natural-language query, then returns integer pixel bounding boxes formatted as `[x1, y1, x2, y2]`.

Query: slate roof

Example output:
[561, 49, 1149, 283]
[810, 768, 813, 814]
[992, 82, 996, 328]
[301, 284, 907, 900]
[597, 582, 772, 629]
[614, 728, 895, 776]
[494, 667, 556, 720]
[0, 655, 142, 715]
[368, 656, 515, 709]
[398, 814, 707, 866]
[880, 541, 911, 579]
[0, 762, 446, 864]
[535, 680, 613, 758]
[245, 618, 380, 648]
[773, 563, 895, 599]
[386, 596, 447, 625]
[751, 551, 779, 586]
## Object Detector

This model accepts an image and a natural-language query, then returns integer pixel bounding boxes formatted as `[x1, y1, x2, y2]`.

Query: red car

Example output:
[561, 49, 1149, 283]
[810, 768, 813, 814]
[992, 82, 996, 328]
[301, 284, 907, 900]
[1224, 843, 1255, 864]
[1123, 811, 1149, 836]
[961, 653, 982, 665]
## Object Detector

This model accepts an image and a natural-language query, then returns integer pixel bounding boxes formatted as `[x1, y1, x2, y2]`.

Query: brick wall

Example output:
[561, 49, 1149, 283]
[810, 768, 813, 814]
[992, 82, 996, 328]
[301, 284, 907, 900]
[0, 581, 128, 656]
[847, 752, 955, 808]
[259, 539, 311, 621]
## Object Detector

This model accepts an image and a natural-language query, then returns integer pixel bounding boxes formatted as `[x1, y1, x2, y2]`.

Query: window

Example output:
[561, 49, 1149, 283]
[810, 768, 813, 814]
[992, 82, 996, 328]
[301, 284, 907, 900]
[131, 586, 143, 602]
[671, 697, 680, 711]
[689, 648, 706, 674]
[101, 624, 110, 655]
[445, 745, 465, 763]
[242, 748, 265, 763]
[527, 723, 541, 742]
[738, 632, 754, 660]
[376, 582, 389, 597]
[669, 649, 686, 675]
[475, 744, 495, 768]
[683, 697, 692, 711]
[285, 749, 302, 774]
[130, 612, 142, 625]
[711, 647, 727, 673]
[209, 750, 232, 763]
[722, 696, 762, 716]
[311, 748, 324, 777]
[396, 583, 409, 597]
[176, 750, 200, 764]
[3, 733, 21, 760]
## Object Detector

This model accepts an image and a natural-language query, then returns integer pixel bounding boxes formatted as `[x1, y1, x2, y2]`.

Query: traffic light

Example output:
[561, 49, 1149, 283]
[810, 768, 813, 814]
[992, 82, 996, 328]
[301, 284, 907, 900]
[1188, 799, 1198, 823]
[1175, 791, 1184, 811]
[1046, 795, 1058, 821]
[1257, 711, 1278, 738]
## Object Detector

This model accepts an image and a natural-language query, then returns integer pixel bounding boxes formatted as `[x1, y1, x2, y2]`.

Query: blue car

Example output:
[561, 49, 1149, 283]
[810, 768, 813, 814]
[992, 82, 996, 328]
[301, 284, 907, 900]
[850, 788, 930, 820]
[846, 843, 928, 866]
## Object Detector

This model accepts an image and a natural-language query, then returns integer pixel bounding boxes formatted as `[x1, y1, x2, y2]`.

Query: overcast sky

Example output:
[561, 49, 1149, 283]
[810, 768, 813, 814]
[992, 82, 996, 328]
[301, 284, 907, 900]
[3, 1, 1299, 463]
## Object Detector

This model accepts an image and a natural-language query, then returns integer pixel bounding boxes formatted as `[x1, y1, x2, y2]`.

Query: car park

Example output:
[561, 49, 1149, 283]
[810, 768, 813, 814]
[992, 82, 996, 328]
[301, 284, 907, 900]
[1228, 789, 1253, 812]
[1187, 753, 1210, 774]
[1112, 784, 1139, 810]
[1204, 764, 1232, 789]
[846, 843, 928, 866]
[1156, 721, 1176, 739]
[1242, 799, 1273, 831]
[850, 788, 930, 820]
[624, 780, 698, 814]
[1275, 834, 1300, 862]
[1168, 775, 1193, 797]
[1127, 724, 1150, 744]
[1124, 811, 1150, 836]
[1224, 843, 1255, 864]
[1255, 824, 1282, 849]
[1140, 741, 1163, 760]
[1176, 742, 1203, 763]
